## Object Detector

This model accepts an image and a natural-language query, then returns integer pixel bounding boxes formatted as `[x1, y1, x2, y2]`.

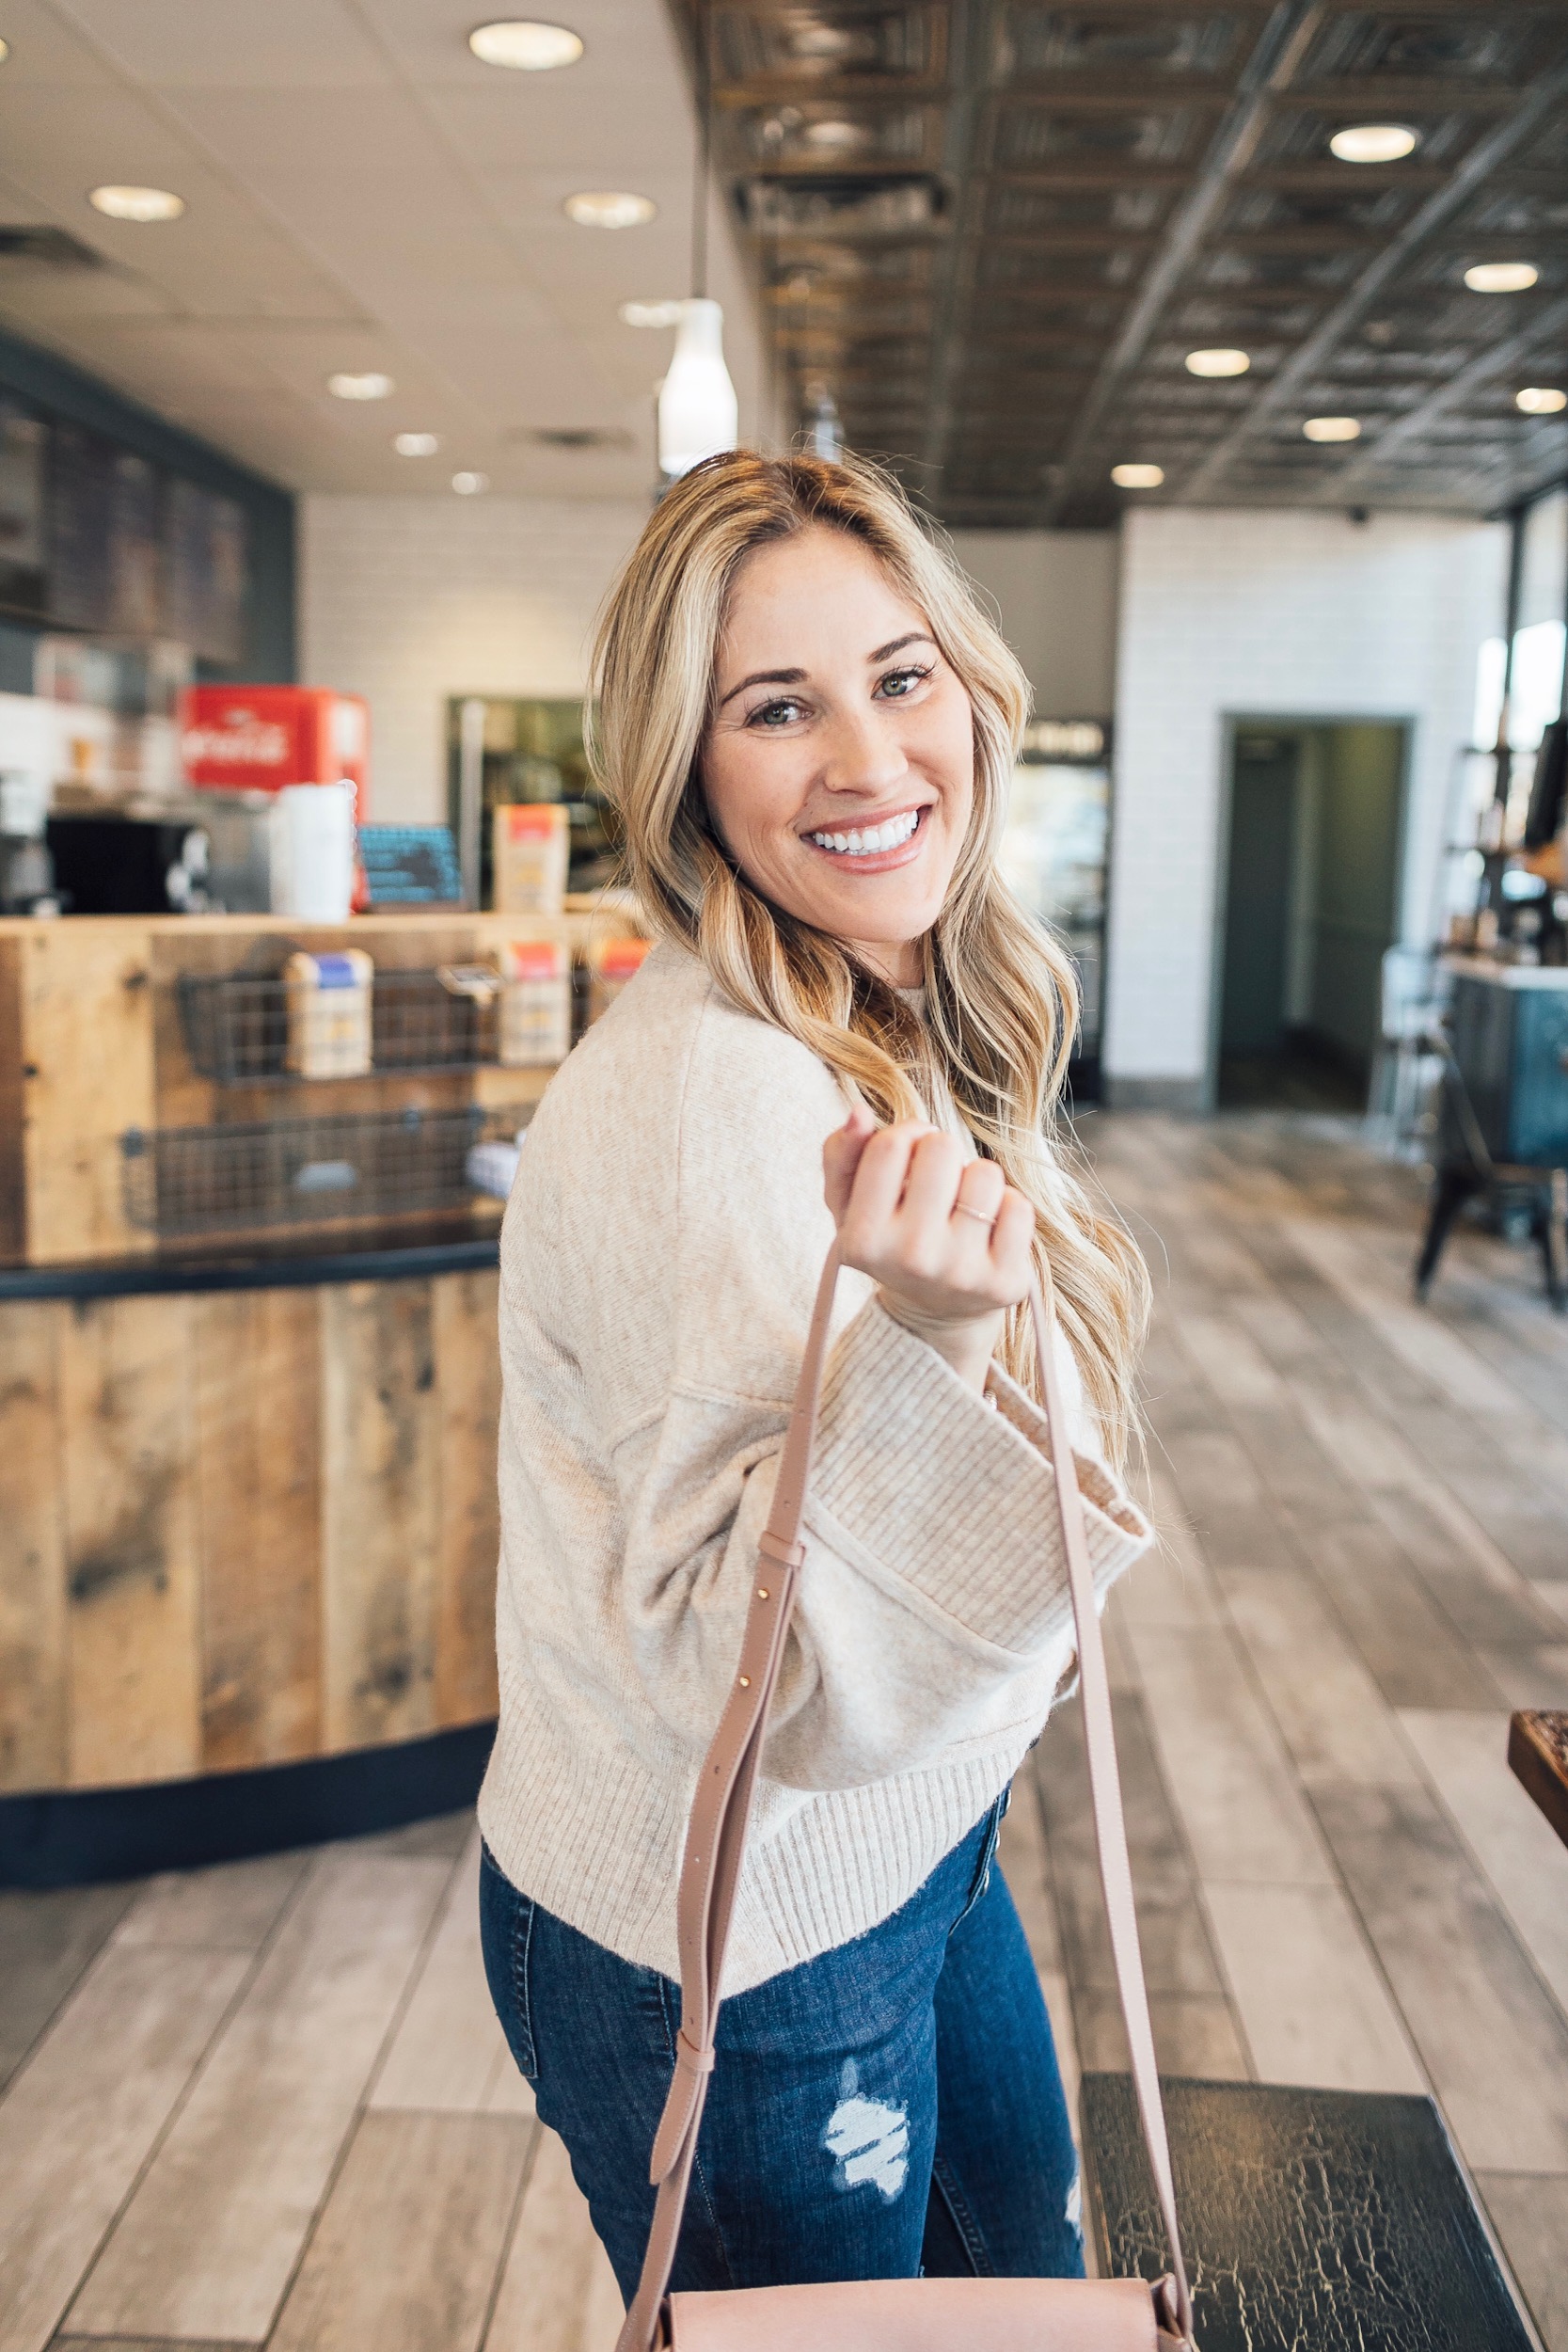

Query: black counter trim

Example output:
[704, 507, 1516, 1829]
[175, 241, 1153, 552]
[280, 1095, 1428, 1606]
[0, 1235, 500, 1303]
[0, 1721, 496, 1887]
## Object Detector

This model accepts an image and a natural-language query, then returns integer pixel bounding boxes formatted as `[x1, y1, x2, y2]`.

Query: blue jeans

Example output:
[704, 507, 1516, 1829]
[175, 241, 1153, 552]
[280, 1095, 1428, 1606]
[479, 1795, 1084, 2299]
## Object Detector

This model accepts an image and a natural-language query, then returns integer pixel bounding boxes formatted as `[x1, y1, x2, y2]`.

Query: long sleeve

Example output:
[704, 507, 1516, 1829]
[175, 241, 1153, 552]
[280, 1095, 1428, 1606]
[599, 993, 1149, 1794]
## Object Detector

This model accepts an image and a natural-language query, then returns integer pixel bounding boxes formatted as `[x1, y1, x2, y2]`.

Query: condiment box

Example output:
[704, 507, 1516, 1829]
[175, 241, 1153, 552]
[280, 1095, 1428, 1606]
[493, 803, 569, 914]
[284, 948, 374, 1078]
[497, 938, 573, 1067]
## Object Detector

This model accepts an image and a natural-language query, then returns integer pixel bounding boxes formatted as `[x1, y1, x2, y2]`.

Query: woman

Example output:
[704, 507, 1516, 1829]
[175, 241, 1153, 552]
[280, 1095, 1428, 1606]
[478, 450, 1151, 2299]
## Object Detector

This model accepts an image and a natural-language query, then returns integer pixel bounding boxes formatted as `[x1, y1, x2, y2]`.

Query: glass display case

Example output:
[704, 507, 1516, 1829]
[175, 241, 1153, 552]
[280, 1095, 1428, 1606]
[446, 695, 618, 909]
[998, 721, 1112, 1092]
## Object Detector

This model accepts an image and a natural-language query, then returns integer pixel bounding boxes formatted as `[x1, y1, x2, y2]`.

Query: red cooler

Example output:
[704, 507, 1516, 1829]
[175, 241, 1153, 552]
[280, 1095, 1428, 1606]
[180, 687, 370, 814]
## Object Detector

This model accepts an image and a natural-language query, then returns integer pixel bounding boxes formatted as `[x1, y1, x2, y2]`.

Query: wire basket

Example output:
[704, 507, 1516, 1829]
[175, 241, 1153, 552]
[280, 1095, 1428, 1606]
[177, 968, 496, 1084]
[121, 1104, 530, 1240]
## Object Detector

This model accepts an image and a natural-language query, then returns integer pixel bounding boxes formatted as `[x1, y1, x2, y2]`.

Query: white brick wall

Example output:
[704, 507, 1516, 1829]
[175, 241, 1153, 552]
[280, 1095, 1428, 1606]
[300, 494, 648, 823]
[1103, 505, 1508, 1091]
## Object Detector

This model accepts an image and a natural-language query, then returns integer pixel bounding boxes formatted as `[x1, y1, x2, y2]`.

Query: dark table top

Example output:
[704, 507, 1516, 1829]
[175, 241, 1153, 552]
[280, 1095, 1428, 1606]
[1082, 2074, 1533, 2351]
[1509, 1709, 1568, 1850]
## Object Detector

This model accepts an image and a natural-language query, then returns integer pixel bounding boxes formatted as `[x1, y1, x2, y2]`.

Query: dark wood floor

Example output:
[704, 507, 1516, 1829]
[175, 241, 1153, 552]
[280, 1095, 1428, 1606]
[2, 1111, 1564, 2352]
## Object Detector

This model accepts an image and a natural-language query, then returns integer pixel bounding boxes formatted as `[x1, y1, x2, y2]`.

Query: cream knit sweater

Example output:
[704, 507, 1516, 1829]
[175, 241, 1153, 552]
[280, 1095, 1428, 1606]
[477, 940, 1150, 1994]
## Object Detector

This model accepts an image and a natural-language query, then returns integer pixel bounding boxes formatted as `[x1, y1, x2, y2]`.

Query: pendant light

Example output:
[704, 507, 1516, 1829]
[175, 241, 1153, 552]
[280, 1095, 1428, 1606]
[657, 0, 737, 477]
[806, 385, 843, 460]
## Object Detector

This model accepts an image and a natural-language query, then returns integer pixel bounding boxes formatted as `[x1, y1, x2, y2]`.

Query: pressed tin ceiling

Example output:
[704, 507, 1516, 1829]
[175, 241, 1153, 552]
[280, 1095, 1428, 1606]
[701, 0, 1568, 524]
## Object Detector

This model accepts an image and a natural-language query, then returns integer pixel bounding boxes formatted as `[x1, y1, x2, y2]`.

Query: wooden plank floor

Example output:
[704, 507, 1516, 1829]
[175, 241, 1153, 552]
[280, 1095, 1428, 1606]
[2, 1111, 1564, 2351]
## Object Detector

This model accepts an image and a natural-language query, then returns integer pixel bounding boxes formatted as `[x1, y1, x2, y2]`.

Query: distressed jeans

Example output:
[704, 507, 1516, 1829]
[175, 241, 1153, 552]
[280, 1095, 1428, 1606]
[479, 1793, 1085, 2301]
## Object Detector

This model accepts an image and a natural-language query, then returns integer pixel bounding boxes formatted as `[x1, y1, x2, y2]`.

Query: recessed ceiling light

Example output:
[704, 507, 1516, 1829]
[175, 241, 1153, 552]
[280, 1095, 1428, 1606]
[1304, 416, 1362, 442]
[1329, 124, 1418, 164]
[1517, 386, 1567, 415]
[564, 190, 656, 229]
[89, 184, 184, 223]
[1185, 347, 1250, 377]
[620, 298, 684, 328]
[452, 470, 490, 494]
[468, 20, 583, 70]
[1464, 262, 1538, 294]
[394, 431, 442, 455]
[1110, 463, 1164, 487]
[328, 371, 395, 400]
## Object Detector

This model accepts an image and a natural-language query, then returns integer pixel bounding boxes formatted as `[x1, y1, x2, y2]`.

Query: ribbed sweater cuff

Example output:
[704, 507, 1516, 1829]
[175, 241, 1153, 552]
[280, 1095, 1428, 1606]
[808, 1297, 1149, 1657]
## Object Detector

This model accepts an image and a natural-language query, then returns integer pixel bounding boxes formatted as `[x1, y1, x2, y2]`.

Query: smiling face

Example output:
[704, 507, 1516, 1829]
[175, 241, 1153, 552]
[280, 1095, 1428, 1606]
[703, 524, 976, 988]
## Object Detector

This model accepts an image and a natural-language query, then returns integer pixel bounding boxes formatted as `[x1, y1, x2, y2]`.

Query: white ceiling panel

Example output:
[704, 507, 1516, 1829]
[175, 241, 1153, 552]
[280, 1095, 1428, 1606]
[51, 0, 394, 89]
[0, 0, 766, 496]
[0, 0, 114, 84]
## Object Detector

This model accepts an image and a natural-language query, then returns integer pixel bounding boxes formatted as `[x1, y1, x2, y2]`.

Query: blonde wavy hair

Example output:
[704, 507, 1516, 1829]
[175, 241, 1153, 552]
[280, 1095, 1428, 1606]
[588, 449, 1148, 1469]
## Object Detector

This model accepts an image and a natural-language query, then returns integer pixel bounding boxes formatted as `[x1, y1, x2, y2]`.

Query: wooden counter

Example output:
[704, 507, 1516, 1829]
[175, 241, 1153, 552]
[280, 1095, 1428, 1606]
[0, 909, 642, 1878]
[1, 1236, 501, 1816]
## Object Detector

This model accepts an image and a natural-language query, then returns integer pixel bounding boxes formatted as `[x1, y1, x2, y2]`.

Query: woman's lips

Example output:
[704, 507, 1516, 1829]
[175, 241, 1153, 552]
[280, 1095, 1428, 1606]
[800, 804, 930, 874]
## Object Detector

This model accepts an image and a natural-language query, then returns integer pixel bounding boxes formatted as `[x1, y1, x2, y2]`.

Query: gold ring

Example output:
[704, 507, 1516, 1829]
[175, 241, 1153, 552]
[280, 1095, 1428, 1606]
[954, 1201, 997, 1227]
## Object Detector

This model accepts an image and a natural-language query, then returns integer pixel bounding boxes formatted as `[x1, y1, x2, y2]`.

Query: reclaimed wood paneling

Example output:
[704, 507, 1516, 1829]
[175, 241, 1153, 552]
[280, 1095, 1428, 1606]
[3, 1260, 502, 1798]
[18, 923, 156, 1264]
[435, 1268, 501, 1726]
[322, 1279, 442, 1752]
[0, 1301, 67, 1791]
[194, 1289, 323, 1771]
[58, 1295, 199, 1789]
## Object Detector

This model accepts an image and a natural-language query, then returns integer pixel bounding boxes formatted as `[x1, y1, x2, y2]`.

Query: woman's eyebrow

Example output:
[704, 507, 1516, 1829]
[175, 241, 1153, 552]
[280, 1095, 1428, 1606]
[717, 666, 806, 708]
[869, 631, 936, 661]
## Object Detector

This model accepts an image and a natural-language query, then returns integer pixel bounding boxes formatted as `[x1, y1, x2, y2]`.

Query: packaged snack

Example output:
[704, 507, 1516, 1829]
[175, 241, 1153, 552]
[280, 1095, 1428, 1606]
[492, 803, 569, 914]
[496, 938, 573, 1067]
[588, 933, 651, 1025]
[283, 948, 374, 1078]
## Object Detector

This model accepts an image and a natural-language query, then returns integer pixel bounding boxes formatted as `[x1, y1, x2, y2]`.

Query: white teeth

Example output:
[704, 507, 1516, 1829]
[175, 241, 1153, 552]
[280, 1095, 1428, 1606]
[808, 809, 921, 856]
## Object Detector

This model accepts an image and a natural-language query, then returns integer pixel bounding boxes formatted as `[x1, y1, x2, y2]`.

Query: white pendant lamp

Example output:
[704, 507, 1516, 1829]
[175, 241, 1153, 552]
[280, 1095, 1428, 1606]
[658, 297, 738, 476]
[657, 0, 737, 480]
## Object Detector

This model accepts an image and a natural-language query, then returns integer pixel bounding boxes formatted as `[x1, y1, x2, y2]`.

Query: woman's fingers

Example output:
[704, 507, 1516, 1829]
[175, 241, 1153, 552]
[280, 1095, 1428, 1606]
[836, 1120, 940, 1251]
[895, 1130, 969, 1251]
[952, 1158, 1007, 1232]
[822, 1101, 878, 1220]
[830, 1115, 1035, 1320]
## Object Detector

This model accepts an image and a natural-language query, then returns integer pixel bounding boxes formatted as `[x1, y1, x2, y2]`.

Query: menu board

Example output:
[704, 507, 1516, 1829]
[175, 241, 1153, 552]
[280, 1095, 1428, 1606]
[48, 421, 117, 632]
[164, 477, 246, 663]
[0, 397, 251, 658]
[109, 452, 162, 638]
[0, 399, 46, 618]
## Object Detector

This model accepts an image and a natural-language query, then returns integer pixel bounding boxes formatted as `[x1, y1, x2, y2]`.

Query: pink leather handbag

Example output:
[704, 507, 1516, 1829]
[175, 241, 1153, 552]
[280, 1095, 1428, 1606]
[615, 1249, 1197, 2352]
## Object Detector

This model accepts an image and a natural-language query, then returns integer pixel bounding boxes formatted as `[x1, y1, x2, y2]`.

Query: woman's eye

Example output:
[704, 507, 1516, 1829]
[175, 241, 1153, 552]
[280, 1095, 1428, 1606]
[750, 697, 805, 727]
[878, 664, 932, 700]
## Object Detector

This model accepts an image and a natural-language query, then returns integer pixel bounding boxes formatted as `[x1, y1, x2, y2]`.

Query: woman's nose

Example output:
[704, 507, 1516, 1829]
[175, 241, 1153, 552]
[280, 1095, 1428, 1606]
[818, 705, 909, 797]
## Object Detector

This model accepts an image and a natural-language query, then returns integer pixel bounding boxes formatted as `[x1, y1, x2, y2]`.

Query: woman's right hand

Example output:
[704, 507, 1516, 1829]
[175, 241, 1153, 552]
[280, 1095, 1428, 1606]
[823, 1109, 1036, 1390]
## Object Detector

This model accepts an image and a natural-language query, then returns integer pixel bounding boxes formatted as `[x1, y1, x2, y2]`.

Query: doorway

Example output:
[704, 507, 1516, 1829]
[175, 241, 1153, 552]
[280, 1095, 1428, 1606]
[1216, 719, 1408, 1110]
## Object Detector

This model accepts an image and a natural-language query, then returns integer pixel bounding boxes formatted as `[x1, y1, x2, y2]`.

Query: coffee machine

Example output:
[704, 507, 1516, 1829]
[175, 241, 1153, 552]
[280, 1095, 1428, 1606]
[0, 766, 59, 915]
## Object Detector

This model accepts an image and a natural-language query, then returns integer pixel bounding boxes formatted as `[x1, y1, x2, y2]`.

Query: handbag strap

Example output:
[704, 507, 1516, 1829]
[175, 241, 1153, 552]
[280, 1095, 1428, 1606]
[616, 1248, 1196, 2352]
